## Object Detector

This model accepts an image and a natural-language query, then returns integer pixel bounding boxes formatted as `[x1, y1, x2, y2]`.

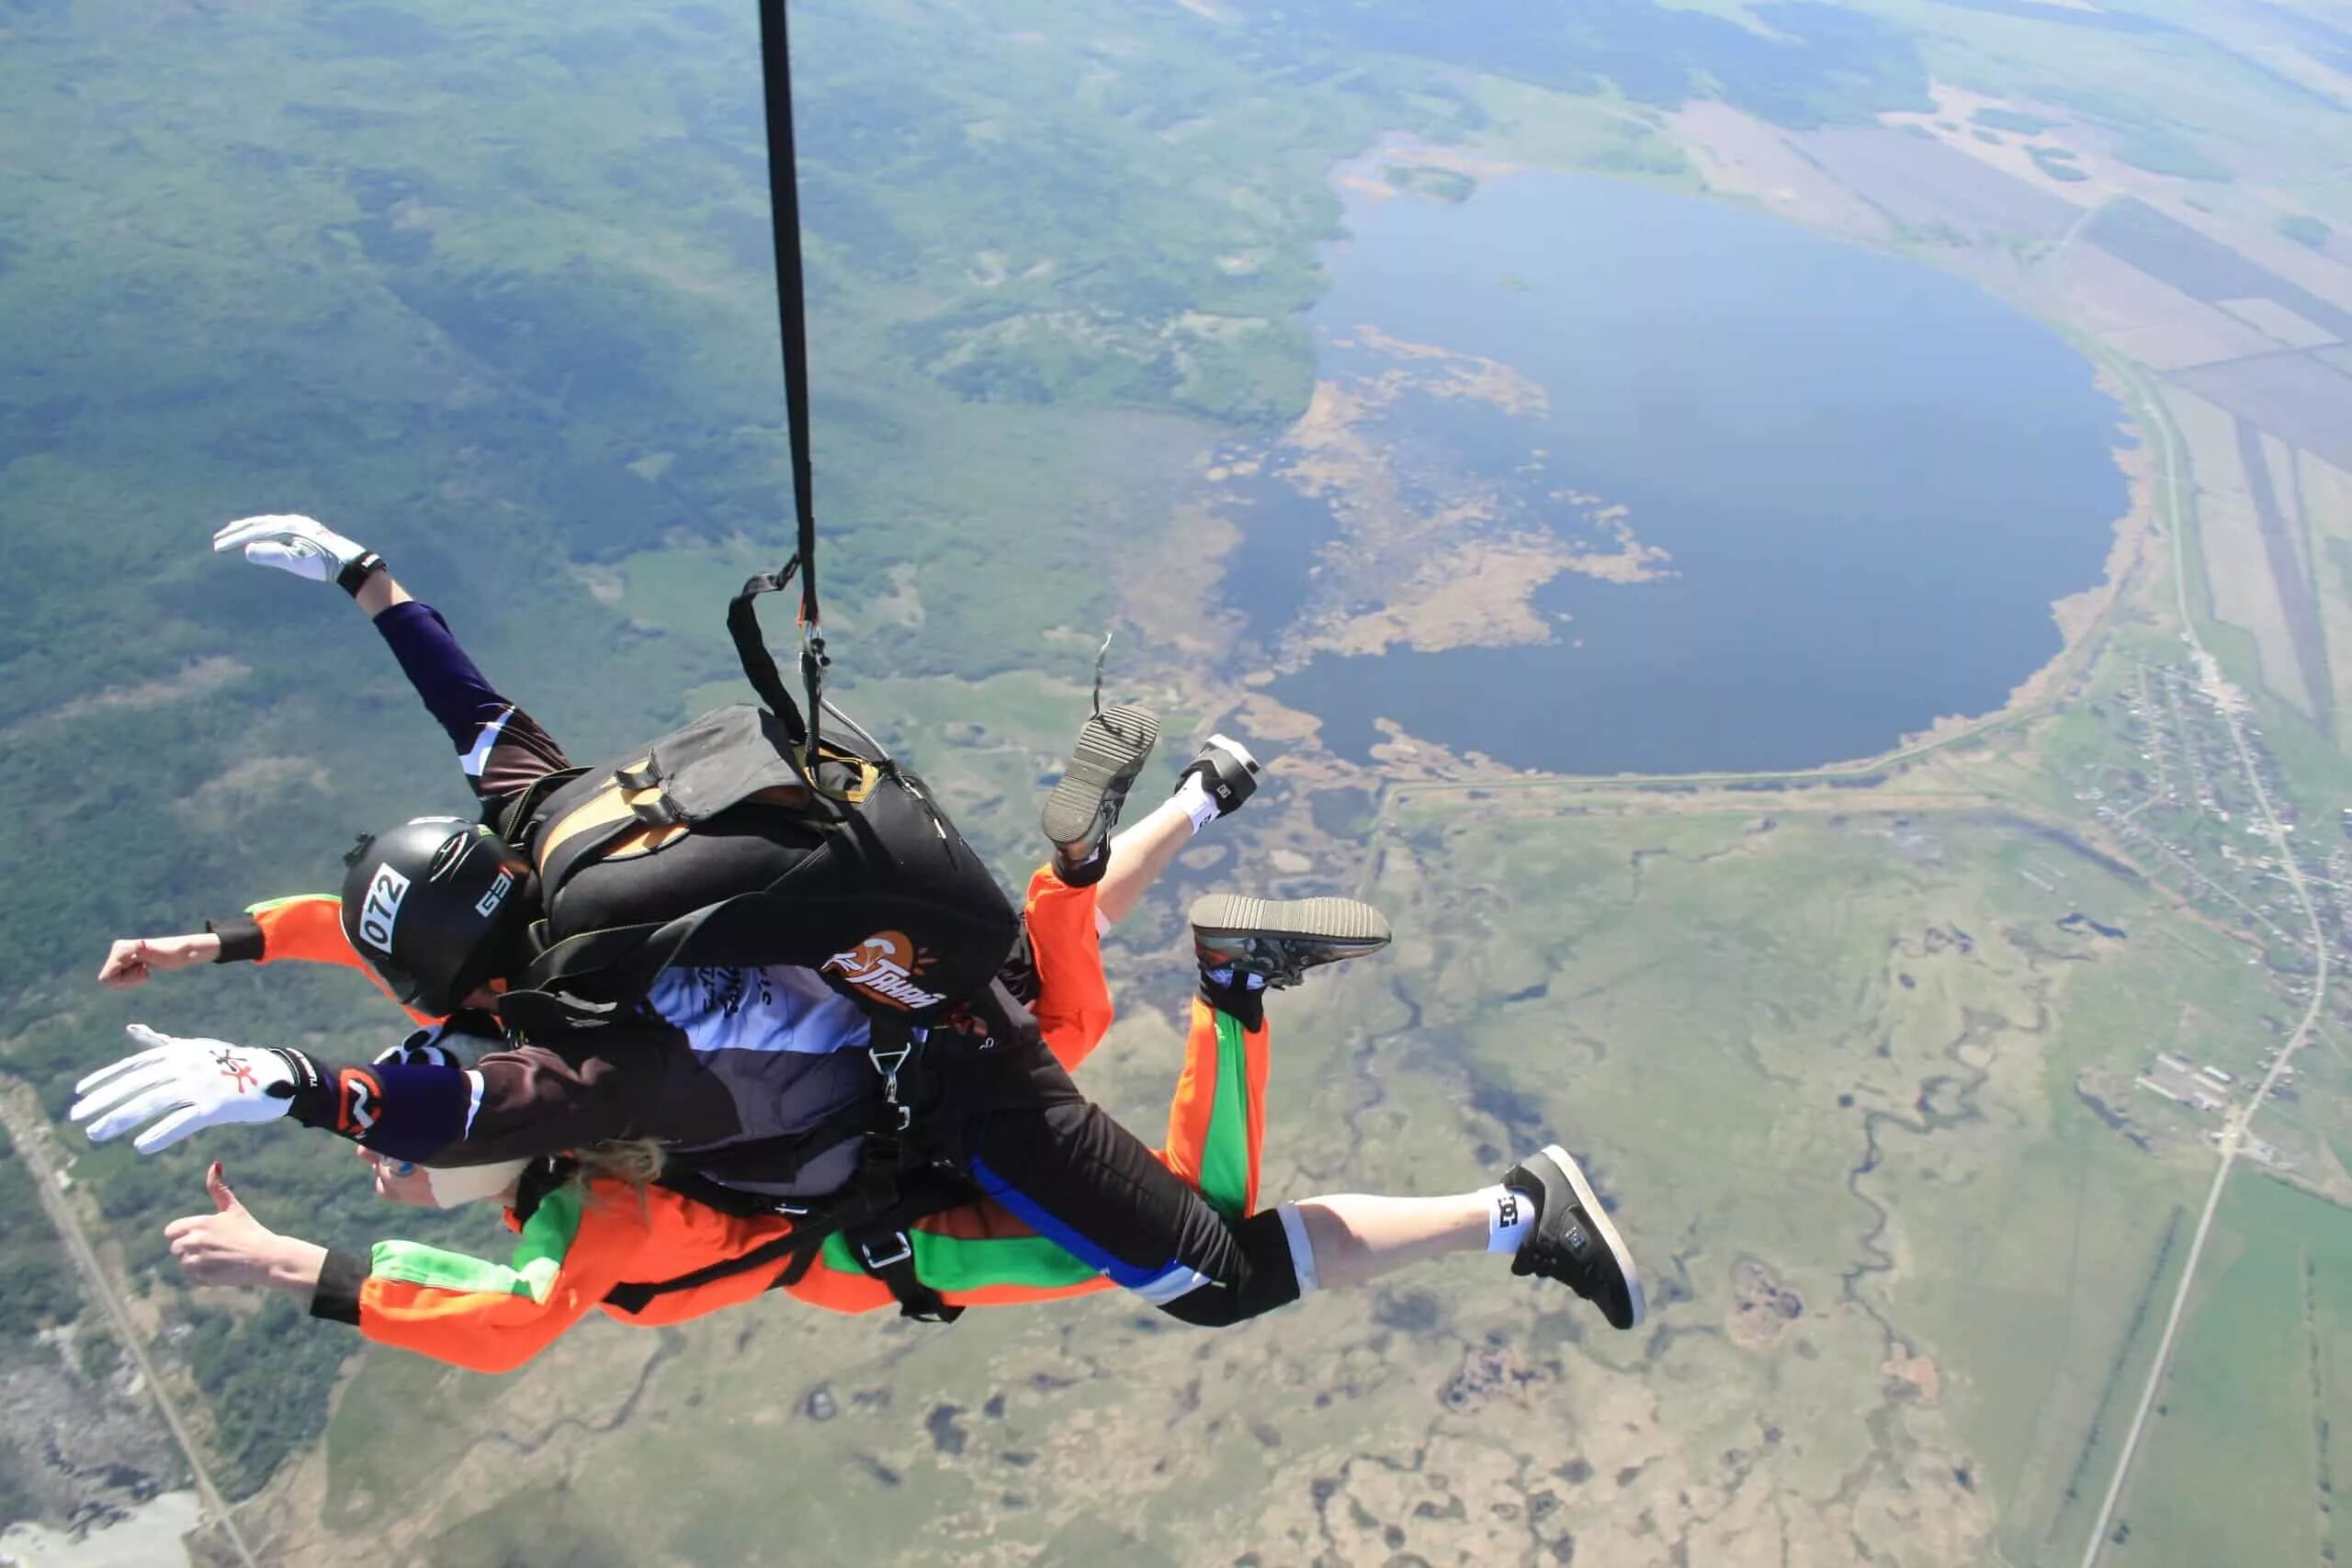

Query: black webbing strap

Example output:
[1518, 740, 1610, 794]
[602, 1215, 958, 1323]
[844, 1222, 963, 1324]
[603, 1224, 824, 1315]
[755, 0, 828, 763]
[600, 1163, 976, 1317]
[489, 764, 587, 847]
[728, 565, 809, 752]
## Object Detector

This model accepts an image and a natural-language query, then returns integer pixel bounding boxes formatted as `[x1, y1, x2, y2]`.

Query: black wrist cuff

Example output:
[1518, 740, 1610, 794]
[205, 916, 266, 965]
[311, 1250, 368, 1325]
[266, 1048, 334, 1126]
[335, 552, 386, 596]
[1197, 970, 1266, 1032]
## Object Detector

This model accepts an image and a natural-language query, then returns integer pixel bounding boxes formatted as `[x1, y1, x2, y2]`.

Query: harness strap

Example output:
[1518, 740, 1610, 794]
[490, 764, 588, 847]
[602, 1226, 821, 1315]
[755, 0, 829, 764]
[599, 1162, 974, 1316]
[605, 1021, 958, 1317]
[844, 1222, 963, 1324]
[728, 565, 810, 753]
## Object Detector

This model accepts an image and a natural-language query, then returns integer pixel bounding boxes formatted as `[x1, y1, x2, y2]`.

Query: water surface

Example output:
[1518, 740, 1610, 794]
[1247, 167, 2129, 774]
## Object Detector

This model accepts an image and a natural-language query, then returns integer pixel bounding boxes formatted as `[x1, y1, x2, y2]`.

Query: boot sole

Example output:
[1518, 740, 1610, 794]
[1538, 1143, 1645, 1330]
[1041, 704, 1161, 848]
[1187, 894, 1393, 952]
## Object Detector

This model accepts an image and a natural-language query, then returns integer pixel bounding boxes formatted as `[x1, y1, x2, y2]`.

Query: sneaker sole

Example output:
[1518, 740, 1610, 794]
[1538, 1143, 1645, 1330]
[1187, 894, 1393, 950]
[1041, 704, 1161, 848]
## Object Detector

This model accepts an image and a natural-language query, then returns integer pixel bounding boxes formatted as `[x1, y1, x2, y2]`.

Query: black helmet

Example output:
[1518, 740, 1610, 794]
[340, 818, 537, 1016]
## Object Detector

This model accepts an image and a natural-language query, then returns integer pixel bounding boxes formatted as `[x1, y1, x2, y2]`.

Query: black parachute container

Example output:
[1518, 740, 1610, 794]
[464, 2, 1024, 1033]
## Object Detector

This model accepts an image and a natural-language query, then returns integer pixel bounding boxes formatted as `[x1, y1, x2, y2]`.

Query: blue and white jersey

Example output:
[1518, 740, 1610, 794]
[640, 964, 879, 1199]
[644, 964, 873, 1060]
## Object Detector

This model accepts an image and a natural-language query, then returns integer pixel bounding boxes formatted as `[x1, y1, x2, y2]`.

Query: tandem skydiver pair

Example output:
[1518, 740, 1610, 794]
[72, 515, 1645, 1368]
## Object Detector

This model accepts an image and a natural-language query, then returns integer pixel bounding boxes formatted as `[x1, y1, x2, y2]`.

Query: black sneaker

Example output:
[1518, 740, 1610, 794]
[1180, 733, 1261, 818]
[1503, 1145, 1644, 1331]
[1189, 894, 1391, 988]
[1042, 704, 1160, 880]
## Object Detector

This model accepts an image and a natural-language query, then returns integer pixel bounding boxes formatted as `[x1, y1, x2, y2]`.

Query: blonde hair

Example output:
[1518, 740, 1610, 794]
[571, 1138, 666, 1190]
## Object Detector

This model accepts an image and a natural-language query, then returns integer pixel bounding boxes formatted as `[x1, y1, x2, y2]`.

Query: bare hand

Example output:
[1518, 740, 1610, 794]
[360, 1146, 438, 1208]
[97, 934, 220, 989]
[164, 1164, 322, 1294]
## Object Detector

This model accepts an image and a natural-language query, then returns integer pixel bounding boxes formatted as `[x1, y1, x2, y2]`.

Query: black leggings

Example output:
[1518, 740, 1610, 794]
[925, 1009, 1301, 1327]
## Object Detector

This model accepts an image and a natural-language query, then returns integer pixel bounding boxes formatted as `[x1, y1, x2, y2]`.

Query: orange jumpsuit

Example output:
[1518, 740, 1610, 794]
[266, 868, 1272, 1372]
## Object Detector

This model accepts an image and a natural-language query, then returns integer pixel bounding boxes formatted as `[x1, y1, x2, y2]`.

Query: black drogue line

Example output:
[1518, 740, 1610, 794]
[756, 0, 828, 761]
[1091, 630, 1114, 719]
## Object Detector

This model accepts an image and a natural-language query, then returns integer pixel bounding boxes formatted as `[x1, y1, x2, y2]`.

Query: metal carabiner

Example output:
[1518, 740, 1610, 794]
[869, 1026, 927, 1129]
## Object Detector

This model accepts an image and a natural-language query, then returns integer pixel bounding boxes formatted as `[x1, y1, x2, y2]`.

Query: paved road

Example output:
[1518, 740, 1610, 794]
[2076, 372, 2332, 1568]
[0, 1096, 260, 1568]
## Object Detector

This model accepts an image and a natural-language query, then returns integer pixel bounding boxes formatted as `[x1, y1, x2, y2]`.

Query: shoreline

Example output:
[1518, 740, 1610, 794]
[1146, 139, 2159, 790]
[1885, 378, 2159, 761]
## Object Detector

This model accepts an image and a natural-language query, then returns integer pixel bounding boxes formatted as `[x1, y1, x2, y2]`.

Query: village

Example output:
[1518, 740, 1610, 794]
[2132, 1048, 2296, 1169]
[2083, 656, 2339, 987]
[2064, 651, 2347, 1172]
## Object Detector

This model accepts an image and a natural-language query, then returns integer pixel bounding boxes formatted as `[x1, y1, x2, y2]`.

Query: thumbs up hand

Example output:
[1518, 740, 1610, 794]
[164, 1163, 327, 1295]
[204, 1160, 235, 1211]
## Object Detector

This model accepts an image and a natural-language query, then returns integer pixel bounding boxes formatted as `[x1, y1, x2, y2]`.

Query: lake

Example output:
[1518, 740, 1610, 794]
[1237, 162, 2130, 775]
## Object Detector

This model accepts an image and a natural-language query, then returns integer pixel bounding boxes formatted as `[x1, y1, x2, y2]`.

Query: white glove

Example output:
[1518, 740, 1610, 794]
[71, 1024, 311, 1155]
[211, 514, 379, 590]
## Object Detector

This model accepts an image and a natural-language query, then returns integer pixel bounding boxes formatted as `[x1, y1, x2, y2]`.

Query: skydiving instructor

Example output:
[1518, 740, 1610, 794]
[76, 514, 1645, 1335]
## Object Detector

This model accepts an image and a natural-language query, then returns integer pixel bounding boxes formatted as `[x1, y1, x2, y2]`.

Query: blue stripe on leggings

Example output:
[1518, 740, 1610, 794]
[966, 1155, 1178, 1292]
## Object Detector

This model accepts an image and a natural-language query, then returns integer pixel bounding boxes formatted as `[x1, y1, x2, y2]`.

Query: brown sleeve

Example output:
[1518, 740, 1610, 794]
[473, 705, 576, 807]
[418, 1031, 743, 1167]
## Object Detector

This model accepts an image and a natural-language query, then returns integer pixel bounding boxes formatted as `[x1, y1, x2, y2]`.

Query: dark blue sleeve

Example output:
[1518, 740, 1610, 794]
[373, 602, 505, 753]
[355, 1061, 481, 1162]
[371, 602, 573, 800]
[288, 1060, 477, 1164]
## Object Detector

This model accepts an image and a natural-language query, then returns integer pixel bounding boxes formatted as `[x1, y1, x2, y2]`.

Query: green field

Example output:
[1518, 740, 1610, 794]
[0, 0, 1414, 1506]
[224, 799, 2280, 1566]
[5, 0, 2352, 1561]
[1382, 800, 2275, 1565]
[2105, 1174, 2352, 1565]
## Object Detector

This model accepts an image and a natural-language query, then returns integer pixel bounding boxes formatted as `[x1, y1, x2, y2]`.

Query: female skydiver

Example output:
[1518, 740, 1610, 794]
[75, 517, 1645, 1334]
[153, 859, 1586, 1372]
[123, 848, 1645, 1352]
